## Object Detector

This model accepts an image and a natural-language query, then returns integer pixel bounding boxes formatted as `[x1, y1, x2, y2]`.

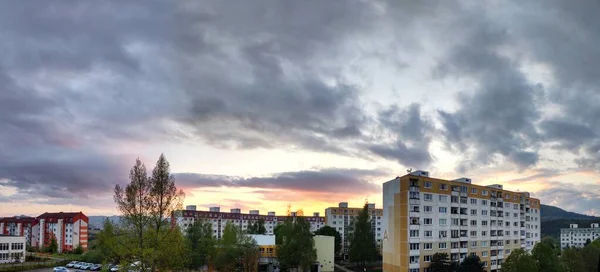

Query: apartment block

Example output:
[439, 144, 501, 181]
[173, 205, 325, 239]
[0, 212, 88, 253]
[560, 223, 600, 249]
[382, 170, 541, 272]
[325, 202, 383, 255]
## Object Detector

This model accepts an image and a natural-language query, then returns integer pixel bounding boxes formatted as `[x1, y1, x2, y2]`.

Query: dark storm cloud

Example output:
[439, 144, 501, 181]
[434, 5, 544, 172]
[174, 168, 387, 194]
[368, 104, 433, 167]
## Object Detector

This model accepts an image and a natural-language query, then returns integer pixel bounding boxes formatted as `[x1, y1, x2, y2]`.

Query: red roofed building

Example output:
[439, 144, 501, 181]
[0, 216, 40, 248]
[37, 212, 88, 253]
[0, 212, 88, 253]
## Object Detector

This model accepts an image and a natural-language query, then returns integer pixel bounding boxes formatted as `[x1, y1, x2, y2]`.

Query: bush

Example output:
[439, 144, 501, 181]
[74, 245, 84, 255]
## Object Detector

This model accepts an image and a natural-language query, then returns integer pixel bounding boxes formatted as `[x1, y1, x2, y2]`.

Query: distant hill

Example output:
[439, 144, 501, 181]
[541, 204, 600, 238]
[88, 215, 121, 229]
[541, 204, 600, 222]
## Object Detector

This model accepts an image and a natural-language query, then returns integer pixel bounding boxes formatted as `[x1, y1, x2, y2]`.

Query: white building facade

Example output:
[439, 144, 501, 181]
[0, 235, 26, 264]
[173, 206, 325, 239]
[561, 223, 600, 249]
[324, 202, 383, 255]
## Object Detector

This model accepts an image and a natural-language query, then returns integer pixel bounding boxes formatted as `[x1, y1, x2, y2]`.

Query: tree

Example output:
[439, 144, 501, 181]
[348, 204, 377, 267]
[96, 219, 122, 264]
[276, 217, 317, 272]
[186, 220, 216, 270]
[48, 236, 58, 254]
[239, 234, 260, 272]
[502, 249, 538, 272]
[274, 224, 284, 245]
[214, 222, 259, 272]
[580, 242, 600, 272]
[541, 236, 559, 250]
[457, 254, 485, 272]
[247, 218, 267, 235]
[113, 155, 185, 271]
[73, 245, 84, 255]
[428, 253, 453, 272]
[561, 247, 586, 272]
[532, 242, 561, 272]
[314, 226, 342, 255]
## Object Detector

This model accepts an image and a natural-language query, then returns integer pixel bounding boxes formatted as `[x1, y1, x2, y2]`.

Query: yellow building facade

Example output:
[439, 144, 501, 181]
[382, 171, 541, 272]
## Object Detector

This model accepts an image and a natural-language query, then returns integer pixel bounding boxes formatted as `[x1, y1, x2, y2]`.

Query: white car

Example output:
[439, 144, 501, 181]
[53, 267, 70, 272]
[110, 265, 120, 272]
[73, 262, 86, 269]
[80, 263, 94, 270]
[66, 261, 78, 268]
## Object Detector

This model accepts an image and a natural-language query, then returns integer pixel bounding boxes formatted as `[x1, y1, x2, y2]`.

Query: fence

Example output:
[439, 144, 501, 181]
[0, 258, 69, 272]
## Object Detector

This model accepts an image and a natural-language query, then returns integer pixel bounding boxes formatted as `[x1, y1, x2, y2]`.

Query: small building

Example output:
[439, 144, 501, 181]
[314, 235, 334, 272]
[560, 223, 600, 249]
[0, 235, 26, 264]
[248, 234, 334, 272]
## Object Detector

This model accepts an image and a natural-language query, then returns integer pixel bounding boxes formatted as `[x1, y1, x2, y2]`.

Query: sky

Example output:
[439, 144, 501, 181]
[1, 0, 600, 217]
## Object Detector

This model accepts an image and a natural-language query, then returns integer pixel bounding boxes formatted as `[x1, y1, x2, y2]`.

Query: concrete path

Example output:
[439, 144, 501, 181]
[334, 264, 355, 272]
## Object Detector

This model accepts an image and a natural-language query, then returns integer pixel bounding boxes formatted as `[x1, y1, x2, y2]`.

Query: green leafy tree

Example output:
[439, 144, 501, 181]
[239, 234, 260, 272]
[532, 242, 561, 272]
[113, 155, 185, 271]
[48, 235, 58, 254]
[96, 219, 123, 264]
[73, 245, 84, 254]
[502, 249, 538, 272]
[457, 254, 485, 272]
[348, 204, 378, 267]
[580, 241, 600, 272]
[186, 220, 216, 270]
[247, 218, 267, 235]
[562, 247, 586, 272]
[314, 226, 342, 255]
[214, 222, 259, 272]
[274, 224, 284, 245]
[276, 217, 317, 272]
[428, 253, 453, 272]
[541, 236, 559, 250]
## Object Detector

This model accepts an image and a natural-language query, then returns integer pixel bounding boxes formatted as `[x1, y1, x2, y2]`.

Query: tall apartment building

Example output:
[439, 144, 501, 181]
[382, 170, 541, 272]
[324, 202, 383, 255]
[0, 212, 88, 253]
[173, 205, 325, 238]
[560, 223, 600, 249]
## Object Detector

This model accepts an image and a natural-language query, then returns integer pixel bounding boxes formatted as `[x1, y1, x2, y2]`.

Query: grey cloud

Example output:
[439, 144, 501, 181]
[535, 183, 600, 216]
[368, 104, 433, 167]
[506, 168, 563, 183]
[174, 168, 388, 195]
[435, 6, 543, 171]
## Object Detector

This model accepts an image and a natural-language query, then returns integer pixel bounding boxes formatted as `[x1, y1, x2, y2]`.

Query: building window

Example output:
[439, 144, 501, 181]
[514, 204, 519, 209]
[439, 242, 447, 249]
[471, 188, 478, 194]
[410, 230, 419, 237]
[482, 190, 488, 196]
[482, 210, 488, 216]
[424, 206, 432, 213]
[482, 251, 488, 257]
[481, 200, 488, 205]
[439, 207, 447, 213]
[481, 241, 488, 247]
[440, 184, 448, 190]
[482, 220, 488, 226]
[424, 255, 432, 262]
[425, 230, 432, 237]
[470, 199, 477, 204]
[439, 219, 447, 226]
[424, 218, 433, 225]
[424, 194, 433, 201]
[424, 243, 432, 250]
[410, 243, 420, 250]
[439, 231, 447, 238]
[471, 220, 477, 226]
[439, 195, 448, 202]
[470, 231, 477, 237]
[471, 241, 478, 248]
[424, 182, 432, 188]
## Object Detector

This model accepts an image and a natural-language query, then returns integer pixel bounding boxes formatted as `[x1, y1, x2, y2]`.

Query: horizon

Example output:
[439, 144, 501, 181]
[1, 1, 600, 218]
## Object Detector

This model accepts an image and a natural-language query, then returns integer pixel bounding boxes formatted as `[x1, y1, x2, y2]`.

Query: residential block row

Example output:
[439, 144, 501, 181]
[0, 212, 89, 253]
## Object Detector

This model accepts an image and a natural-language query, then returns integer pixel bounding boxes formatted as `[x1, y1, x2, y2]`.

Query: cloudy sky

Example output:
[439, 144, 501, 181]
[1, 0, 600, 217]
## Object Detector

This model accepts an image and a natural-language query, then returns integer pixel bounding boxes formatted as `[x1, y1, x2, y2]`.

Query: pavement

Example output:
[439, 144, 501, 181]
[335, 264, 355, 272]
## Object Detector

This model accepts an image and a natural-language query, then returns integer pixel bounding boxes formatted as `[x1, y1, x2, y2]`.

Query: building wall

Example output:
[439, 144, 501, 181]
[174, 209, 325, 239]
[383, 171, 541, 272]
[324, 204, 383, 255]
[560, 224, 600, 249]
[315, 235, 334, 272]
[0, 236, 26, 264]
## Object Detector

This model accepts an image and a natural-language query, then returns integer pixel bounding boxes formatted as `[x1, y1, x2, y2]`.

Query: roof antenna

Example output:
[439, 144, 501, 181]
[407, 168, 413, 174]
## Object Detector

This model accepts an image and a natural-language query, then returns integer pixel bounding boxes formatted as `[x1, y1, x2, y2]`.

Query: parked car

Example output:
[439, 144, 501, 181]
[66, 261, 78, 268]
[90, 264, 103, 271]
[110, 265, 120, 272]
[73, 262, 87, 269]
[54, 267, 70, 272]
[80, 263, 94, 270]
